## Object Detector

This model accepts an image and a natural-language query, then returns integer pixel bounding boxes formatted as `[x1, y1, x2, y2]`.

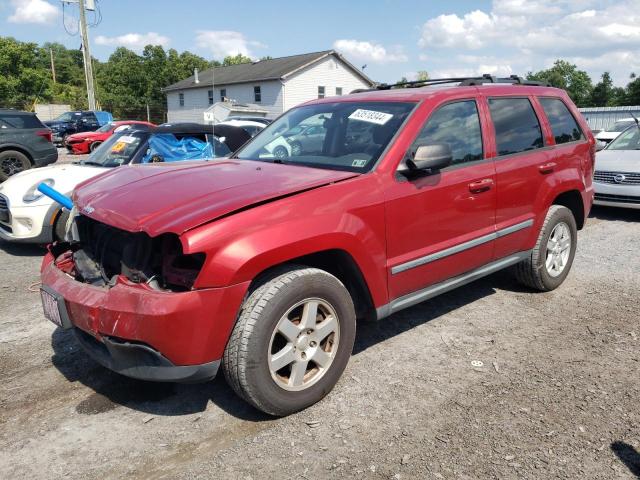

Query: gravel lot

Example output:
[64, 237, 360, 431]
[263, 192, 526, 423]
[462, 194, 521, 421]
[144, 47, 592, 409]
[0, 155, 639, 479]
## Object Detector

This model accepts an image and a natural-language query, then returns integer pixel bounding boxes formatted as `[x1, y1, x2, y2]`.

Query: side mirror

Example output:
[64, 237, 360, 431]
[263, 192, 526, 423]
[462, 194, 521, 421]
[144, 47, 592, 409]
[595, 140, 606, 151]
[402, 143, 453, 174]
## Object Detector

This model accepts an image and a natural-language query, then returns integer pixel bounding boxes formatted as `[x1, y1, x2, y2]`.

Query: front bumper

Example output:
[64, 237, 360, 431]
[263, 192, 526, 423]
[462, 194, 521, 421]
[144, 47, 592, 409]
[593, 181, 640, 210]
[66, 141, 90, 154]
[40, 252, 250, 381]
[0, 200, 54, 243]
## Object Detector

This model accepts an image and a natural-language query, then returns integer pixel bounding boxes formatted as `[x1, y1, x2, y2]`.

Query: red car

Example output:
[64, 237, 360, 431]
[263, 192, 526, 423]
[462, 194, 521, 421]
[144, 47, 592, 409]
[65, 120, 155, 154]
[40, 76, 594, 416]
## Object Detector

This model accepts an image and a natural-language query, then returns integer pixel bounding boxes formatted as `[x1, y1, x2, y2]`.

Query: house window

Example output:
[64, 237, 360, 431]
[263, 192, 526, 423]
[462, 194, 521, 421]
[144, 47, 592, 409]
[318, 86, 325, 99]
[220, 88, 227, 101]
[208, 90, 214, 105]
[335, 87, 343, 96]
[179, 93, 184, 107]
[254, 86, 261, 102]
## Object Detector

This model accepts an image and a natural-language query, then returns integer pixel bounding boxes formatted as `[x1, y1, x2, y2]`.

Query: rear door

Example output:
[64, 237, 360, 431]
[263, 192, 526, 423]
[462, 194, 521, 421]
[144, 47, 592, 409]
[385, 98, 497, 300]
[482, 96, 551, 259]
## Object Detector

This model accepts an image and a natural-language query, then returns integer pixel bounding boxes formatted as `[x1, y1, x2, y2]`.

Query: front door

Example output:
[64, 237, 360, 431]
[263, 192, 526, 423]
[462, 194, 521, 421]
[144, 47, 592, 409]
[385, 99, 497, 301]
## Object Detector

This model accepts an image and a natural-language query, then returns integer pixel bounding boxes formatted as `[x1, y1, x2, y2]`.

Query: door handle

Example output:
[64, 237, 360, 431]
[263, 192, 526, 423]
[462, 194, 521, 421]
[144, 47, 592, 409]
[468, 178, 494, 193]
[538, 162, 557, 174]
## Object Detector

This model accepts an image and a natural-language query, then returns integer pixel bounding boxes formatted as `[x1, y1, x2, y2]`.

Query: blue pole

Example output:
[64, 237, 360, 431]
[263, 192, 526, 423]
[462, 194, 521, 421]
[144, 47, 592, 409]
[37, 183, 73, 210]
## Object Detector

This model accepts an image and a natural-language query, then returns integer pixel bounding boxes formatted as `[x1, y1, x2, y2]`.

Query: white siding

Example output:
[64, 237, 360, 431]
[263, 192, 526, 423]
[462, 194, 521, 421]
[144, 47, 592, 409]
[167, 80, 283, 123]
[282, 56, 370, 111]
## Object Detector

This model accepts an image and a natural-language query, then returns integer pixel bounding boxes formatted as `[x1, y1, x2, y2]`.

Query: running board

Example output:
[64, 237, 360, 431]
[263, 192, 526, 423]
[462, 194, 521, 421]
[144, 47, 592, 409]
[376, 251, 530, 320]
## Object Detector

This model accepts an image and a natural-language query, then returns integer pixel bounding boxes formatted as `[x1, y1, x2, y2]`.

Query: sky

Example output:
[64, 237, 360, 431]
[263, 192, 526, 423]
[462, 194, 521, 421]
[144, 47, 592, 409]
[1, 0, 639, 86]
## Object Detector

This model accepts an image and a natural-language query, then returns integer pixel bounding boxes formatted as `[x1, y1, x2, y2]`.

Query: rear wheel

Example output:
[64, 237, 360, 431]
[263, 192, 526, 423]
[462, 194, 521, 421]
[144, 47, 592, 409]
[515, 205, 577, 291]
[223, 266, 356, 416]
[0, 150, 32, 182]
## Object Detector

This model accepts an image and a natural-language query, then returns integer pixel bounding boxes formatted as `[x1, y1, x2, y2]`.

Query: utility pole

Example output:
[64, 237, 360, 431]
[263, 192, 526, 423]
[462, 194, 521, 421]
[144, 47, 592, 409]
[78, 0, 96, 110]
[50, 48, 56, 83]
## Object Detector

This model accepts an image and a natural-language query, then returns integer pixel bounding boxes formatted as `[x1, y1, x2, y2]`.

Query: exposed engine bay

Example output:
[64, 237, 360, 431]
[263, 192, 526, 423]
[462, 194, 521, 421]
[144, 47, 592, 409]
[52, 215, 205, 291]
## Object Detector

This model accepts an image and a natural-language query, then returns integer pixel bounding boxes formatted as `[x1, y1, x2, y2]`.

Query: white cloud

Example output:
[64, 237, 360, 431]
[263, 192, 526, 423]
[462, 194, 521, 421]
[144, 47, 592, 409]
[195, 31, 265, 59]
[8, 0, 58, 24]
[95, 32, 170, 51]
[418, 0, 640, 85]
[333, 39, 408, 64]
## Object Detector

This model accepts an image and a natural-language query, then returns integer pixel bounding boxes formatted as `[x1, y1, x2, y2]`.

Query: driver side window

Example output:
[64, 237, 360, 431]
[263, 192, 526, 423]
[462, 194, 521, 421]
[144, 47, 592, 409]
[412, 100, 484, 166]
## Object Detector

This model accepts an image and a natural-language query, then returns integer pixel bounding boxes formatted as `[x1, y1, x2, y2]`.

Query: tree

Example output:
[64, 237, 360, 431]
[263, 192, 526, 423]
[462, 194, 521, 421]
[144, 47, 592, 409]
[222, 53, 252, 66]
[590, 72, 615, 106]
[527, 60, 593, 107]
[626, 75, 640, 105]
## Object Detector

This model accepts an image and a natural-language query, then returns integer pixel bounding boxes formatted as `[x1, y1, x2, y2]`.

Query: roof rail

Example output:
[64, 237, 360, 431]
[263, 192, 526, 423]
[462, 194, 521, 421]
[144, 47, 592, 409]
[350, 74, 552, 93]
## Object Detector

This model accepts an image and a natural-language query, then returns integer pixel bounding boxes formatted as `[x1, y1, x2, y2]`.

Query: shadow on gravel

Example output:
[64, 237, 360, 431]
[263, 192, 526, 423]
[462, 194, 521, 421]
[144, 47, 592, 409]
[354, 270, 522, 355]
[0, 239, 46, 257]
[611, 441, 640, 478]
[50, 328, 270, 422]
[589, 205, 640, 223]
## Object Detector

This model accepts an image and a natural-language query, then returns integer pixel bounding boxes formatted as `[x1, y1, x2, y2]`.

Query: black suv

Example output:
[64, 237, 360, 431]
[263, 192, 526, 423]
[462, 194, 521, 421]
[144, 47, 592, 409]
[44, 110, 112, 145]
[0, 109, 58, 182]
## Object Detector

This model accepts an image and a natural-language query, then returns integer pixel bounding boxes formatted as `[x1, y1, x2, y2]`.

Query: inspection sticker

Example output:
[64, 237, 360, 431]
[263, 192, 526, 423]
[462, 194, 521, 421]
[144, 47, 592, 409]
[351, 159, 368, 168]
[348, 109, 393, 125]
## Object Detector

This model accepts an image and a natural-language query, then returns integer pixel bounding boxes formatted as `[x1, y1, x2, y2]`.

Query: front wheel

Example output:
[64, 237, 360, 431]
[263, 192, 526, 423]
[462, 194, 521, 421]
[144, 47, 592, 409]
[89, 141, 102, 152]
[514, 205, 577, 291]
[223, 266, 356, 416]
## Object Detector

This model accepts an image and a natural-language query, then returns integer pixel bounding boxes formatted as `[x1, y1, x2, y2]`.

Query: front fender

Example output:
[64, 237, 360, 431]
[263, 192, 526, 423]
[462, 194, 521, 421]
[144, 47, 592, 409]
[181, 175, 389, 307]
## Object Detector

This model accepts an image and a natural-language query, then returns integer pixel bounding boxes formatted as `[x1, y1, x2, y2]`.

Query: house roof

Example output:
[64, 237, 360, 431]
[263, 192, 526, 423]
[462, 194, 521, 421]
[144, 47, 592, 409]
[162, 50, 375, 92]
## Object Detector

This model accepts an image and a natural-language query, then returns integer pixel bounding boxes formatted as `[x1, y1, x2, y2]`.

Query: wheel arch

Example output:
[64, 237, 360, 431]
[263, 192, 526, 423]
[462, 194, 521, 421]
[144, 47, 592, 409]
[247, 249, 377, 322]
[0, 145, 35, 164]
[552, 189, 585, 230]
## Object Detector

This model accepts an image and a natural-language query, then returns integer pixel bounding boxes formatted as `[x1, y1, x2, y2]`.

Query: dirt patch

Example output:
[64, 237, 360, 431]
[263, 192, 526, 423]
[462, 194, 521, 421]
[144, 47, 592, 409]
[0, 205, 638, 479]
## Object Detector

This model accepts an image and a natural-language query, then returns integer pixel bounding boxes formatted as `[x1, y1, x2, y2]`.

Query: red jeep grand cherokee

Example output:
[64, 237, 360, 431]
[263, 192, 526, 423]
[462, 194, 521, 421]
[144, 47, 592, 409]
[40, 76, 595, 416]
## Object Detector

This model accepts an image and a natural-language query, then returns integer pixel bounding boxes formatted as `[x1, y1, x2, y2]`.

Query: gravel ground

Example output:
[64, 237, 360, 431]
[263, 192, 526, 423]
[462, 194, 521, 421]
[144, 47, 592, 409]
[0, 175, 639, 479]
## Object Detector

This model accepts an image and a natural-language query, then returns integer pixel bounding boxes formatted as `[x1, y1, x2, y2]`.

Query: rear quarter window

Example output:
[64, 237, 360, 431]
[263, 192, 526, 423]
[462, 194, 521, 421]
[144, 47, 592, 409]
[538, 97, 583, 145]
[0, 114, 44, 129]
[488, 98, 544, 156]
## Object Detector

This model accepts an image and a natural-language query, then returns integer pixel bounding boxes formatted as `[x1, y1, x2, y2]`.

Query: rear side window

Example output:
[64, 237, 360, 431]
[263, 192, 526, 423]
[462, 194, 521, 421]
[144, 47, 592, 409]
[0, 114, 44, 129]
[539, 98, 583, 144]
[412, 100, 484, 165]
[488, 98, 543, 156]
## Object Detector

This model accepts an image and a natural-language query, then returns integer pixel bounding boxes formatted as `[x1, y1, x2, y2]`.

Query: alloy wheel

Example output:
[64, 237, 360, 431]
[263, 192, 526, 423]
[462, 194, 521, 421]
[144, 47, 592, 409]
[268, 298, 340, 392]
[545, 221, 571, 277]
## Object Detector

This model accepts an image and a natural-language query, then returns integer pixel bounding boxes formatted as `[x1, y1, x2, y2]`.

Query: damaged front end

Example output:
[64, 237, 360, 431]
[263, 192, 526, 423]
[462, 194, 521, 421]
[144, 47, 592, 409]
[55, 214, 205, 292]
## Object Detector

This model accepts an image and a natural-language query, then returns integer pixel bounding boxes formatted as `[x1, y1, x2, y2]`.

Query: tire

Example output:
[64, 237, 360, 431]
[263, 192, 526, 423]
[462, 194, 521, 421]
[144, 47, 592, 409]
[53, 209, 70, 242]
[89, 141, 102, 152]
[0, 150, 32, 182]
[290, 141, 302, 156]
[515, 205, 577, 291]
[273, 145, 288, 159]
[223, 266, 356, 416]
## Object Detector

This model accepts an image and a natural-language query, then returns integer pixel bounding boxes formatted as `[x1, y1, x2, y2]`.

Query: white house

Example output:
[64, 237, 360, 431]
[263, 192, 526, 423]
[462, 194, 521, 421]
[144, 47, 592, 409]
[163, 50, 375, 123]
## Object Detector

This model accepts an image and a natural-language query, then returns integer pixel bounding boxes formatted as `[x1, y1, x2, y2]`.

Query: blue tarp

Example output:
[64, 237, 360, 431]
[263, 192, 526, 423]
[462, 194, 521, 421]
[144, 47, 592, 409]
[140, 134, 230, 163]
[94, 111, 113, 126]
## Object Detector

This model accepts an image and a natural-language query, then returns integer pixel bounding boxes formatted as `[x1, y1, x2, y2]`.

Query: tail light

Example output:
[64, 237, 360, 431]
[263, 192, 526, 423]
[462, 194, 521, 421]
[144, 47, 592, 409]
[36, 129, 53, 143]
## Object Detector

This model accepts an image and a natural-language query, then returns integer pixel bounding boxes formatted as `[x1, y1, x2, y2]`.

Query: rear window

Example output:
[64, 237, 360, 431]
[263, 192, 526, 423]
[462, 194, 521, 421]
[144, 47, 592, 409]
[539, 98, 583, 145]
[488, 98, 544, 156]
[0, 113, 44, 129]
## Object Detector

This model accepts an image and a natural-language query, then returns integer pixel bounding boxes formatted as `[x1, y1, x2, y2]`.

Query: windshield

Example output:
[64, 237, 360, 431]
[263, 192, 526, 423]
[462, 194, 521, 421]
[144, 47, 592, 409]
[54, 112, 81, 122]
[235, 101, 416, 172]
[96, 122, 115, 133]
[82, 131, 147, 167]
[81, 131, 232, 168]
[606, 126, 640, 150]
[611, 120, 636, 132]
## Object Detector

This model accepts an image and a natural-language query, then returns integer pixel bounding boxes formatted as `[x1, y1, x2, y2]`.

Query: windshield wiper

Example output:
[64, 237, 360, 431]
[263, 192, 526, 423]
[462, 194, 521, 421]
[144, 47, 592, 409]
[80, 161, 105, 167]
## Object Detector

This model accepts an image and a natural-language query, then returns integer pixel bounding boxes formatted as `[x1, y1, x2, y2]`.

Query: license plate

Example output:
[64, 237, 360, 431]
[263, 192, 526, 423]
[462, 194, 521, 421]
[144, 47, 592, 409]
[40, 287, 70, 329]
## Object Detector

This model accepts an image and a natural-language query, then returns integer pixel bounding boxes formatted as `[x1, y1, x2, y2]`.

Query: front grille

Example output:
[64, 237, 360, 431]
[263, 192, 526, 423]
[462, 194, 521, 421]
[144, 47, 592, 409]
[594, 170, 640, 185]
[594, 193, 640, 204]
[0, 194, 10, 224]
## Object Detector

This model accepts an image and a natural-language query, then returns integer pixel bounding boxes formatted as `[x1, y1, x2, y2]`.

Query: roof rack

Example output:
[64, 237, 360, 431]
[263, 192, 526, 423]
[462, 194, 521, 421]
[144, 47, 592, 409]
[351, 74, 551, 93]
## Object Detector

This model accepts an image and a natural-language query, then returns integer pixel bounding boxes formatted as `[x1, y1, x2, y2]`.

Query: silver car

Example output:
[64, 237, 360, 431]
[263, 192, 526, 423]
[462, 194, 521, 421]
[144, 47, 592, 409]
[594, 125, 640, 209]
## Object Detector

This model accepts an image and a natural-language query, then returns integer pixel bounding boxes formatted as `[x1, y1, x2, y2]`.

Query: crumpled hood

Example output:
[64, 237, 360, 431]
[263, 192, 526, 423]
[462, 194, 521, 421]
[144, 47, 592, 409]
[74, 160, 359, 236]
[67, 131, 102, 141]
[595, 150, 640, 173]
